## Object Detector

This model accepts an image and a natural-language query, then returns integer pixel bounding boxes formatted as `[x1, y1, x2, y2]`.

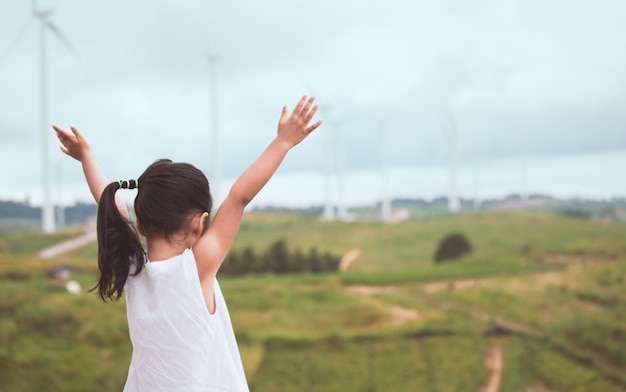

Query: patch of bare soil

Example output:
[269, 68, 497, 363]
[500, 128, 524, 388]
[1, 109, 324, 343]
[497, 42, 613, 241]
[422, 270, 570, 295]
[524, 382, 551, 392]
[339, 248, 361, 272]
[346, 285, 389, 296]
[386, 303, 419, 326]
[346, 285, 419, 326]
[479, 343, 503, 392]
[422, 279, 479, 294]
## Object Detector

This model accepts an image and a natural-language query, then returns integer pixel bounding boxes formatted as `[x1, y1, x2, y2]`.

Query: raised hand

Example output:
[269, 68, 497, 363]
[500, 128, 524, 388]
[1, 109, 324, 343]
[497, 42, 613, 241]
[277, 95, 323, 148]
[53, 124, 91, 162]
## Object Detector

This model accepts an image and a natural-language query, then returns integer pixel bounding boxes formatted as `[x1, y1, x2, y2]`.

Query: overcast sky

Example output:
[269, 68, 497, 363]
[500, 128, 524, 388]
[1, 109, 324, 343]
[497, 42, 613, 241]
[1, 0, 625, 208]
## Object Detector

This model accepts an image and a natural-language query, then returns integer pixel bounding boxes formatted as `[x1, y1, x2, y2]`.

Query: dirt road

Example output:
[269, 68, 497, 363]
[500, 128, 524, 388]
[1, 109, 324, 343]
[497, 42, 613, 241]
[38, 231, 97, 259]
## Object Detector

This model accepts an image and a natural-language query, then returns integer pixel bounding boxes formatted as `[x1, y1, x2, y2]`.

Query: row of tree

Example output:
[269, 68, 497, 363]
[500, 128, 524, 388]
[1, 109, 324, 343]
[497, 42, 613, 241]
[0, 200, 97, 225]
[219, 239, 340, 276]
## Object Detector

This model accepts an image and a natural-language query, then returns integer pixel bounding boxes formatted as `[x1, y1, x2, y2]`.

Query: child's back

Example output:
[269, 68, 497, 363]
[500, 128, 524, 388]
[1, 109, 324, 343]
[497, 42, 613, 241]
[124, 249, 247, 391]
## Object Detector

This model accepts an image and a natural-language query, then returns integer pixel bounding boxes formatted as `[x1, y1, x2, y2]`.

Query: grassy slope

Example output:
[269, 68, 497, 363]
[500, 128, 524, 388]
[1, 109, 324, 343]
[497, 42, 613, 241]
[1, 212, 625, 391]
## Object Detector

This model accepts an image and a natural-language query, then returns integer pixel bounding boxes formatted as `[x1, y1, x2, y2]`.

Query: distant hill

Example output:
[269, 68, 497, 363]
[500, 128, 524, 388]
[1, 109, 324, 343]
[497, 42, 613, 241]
[253, 194, 626, 223]
[0, 200, 97, 232]
[2, 194, 624, 234]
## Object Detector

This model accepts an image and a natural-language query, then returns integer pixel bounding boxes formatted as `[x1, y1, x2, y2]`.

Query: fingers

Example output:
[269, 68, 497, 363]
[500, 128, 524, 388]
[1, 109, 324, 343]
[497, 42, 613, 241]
[52, 124, 67, 138]
[53, 125, 70, 145]
[280, 105, 288, 123]
[295, 96, 316, 119]
[70, 125, 81, 139]
[305, 120, 323, 134]
[52, 124, 86, 161]
[53, 124, 72, 140]
[293, 95, 307, 117]
[304, 103, 319, 123]
[289, 95, 319, 129]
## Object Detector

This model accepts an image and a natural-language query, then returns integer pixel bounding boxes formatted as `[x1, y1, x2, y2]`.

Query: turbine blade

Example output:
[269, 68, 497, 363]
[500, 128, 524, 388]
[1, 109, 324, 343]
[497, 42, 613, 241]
[45, 21, 79, 58]
[0, 18, 34, 66]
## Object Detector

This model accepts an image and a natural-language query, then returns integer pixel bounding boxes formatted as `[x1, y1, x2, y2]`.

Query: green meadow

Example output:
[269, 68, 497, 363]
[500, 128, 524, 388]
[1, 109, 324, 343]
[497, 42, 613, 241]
[1, 211, 625, 391]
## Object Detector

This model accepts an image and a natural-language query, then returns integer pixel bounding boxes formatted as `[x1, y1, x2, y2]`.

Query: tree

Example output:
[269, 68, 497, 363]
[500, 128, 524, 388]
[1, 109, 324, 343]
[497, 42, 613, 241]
[434, 233, 472, 263]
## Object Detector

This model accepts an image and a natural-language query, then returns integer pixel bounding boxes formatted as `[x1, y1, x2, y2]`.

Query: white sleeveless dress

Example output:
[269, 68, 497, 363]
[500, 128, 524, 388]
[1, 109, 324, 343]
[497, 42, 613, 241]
[122, 248, 249, 391]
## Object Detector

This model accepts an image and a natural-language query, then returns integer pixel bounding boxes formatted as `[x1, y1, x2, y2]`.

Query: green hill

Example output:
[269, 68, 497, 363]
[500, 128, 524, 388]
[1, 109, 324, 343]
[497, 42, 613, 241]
[1, 211, 625, 391]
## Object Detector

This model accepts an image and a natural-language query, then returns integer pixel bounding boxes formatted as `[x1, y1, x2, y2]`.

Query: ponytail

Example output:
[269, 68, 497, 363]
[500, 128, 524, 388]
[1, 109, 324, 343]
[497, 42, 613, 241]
[93, 181, 145, 301]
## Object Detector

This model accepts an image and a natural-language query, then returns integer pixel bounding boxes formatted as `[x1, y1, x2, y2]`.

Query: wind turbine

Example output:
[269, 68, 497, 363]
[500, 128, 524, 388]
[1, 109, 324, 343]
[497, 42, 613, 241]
[173, 54, 222, 202]
[321, 104, 336, 221]
[295, 75, 335, 221]
[288, 68, 340, 221]
[207, 55, 221, 203]
[443, 113, 461, 213]
[30, 0, 77, 233]
[473, 162, 482, 210]
[379, 119, 392, 221]
[334, 120, 349, 221]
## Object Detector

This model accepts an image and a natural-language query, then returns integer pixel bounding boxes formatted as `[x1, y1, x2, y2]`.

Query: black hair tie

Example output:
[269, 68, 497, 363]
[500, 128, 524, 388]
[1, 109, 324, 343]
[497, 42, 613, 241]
[118, 180, 138, 190]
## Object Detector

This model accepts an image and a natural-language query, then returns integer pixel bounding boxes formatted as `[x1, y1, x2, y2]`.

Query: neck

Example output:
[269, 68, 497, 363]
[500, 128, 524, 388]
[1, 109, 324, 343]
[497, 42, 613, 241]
[145, 236, 188, 262]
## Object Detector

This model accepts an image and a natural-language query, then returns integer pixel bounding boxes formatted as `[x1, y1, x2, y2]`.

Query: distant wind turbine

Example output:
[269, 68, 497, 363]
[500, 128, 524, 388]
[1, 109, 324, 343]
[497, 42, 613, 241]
[292, 71, 337, 222]
[334, 120, 349, 221]
[473, 163, 482, 210]
[443, 113, 461, 213]
[55, 162, 65, 228]
[207, 55, 221, 202]
[29, 1, 77, 233]
[173, 54, 221, 201]
[379, 120, 392, 221]
[321, 104, 336, 221]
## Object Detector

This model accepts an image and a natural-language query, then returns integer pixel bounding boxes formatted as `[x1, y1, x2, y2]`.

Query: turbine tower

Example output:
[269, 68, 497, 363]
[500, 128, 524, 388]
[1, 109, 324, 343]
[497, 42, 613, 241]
[473, 163, 482, 210]
[31, 0, 77, 233]
[207, 55, 221, 202]
[290, 71, 336, 221]
[321, 105, 336, 221]
[379, 120, 392, 221]
[174, 55, 221, 201]
[444, 114, 461, 213]
[334, 120, 348, 221]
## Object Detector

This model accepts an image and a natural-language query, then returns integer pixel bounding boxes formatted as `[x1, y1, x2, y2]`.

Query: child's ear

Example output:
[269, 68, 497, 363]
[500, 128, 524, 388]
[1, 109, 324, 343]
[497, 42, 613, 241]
[199, 211, 210, 234]
[193, 212, 210, 236]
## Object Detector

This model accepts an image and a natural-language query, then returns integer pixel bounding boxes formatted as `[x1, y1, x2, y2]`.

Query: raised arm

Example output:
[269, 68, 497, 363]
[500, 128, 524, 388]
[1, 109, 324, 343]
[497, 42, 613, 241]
[53, 124, 129, 219]
[193, 96, 322, 278]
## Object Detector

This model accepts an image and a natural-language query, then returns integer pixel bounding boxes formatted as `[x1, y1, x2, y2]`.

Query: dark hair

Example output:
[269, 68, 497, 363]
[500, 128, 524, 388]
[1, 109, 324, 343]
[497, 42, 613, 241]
[93, 159, 213, 301]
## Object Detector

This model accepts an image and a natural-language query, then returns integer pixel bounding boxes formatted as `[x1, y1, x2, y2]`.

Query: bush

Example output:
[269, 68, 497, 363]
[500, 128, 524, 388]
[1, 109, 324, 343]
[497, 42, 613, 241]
[559, 208, 591, 220]
[433, 233, 472, 263]
[220, 239, 340, 276]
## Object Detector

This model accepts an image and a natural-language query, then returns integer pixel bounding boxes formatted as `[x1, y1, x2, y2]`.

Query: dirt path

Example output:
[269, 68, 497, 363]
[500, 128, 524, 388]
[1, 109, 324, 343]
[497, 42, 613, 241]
[479, 343, 503, 392]
[38, 231, 97, 259]
[348, 283, 509, 391]
[346, 285, 419, 327]
[339, 247, 361, 272]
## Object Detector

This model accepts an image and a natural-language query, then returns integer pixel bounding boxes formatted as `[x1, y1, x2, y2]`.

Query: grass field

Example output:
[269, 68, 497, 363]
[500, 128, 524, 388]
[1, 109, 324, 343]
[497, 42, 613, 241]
[1, 211, 625, 391]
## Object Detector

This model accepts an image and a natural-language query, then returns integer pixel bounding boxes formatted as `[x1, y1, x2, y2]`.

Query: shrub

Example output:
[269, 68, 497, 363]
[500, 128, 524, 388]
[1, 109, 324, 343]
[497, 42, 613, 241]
[433, 233, 472, 263]
[220, 239, 340, 276]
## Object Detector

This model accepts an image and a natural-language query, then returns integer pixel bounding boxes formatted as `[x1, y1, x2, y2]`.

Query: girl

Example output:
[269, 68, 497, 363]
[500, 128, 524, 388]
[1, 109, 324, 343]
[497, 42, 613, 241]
[53, 96, 321, 391]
